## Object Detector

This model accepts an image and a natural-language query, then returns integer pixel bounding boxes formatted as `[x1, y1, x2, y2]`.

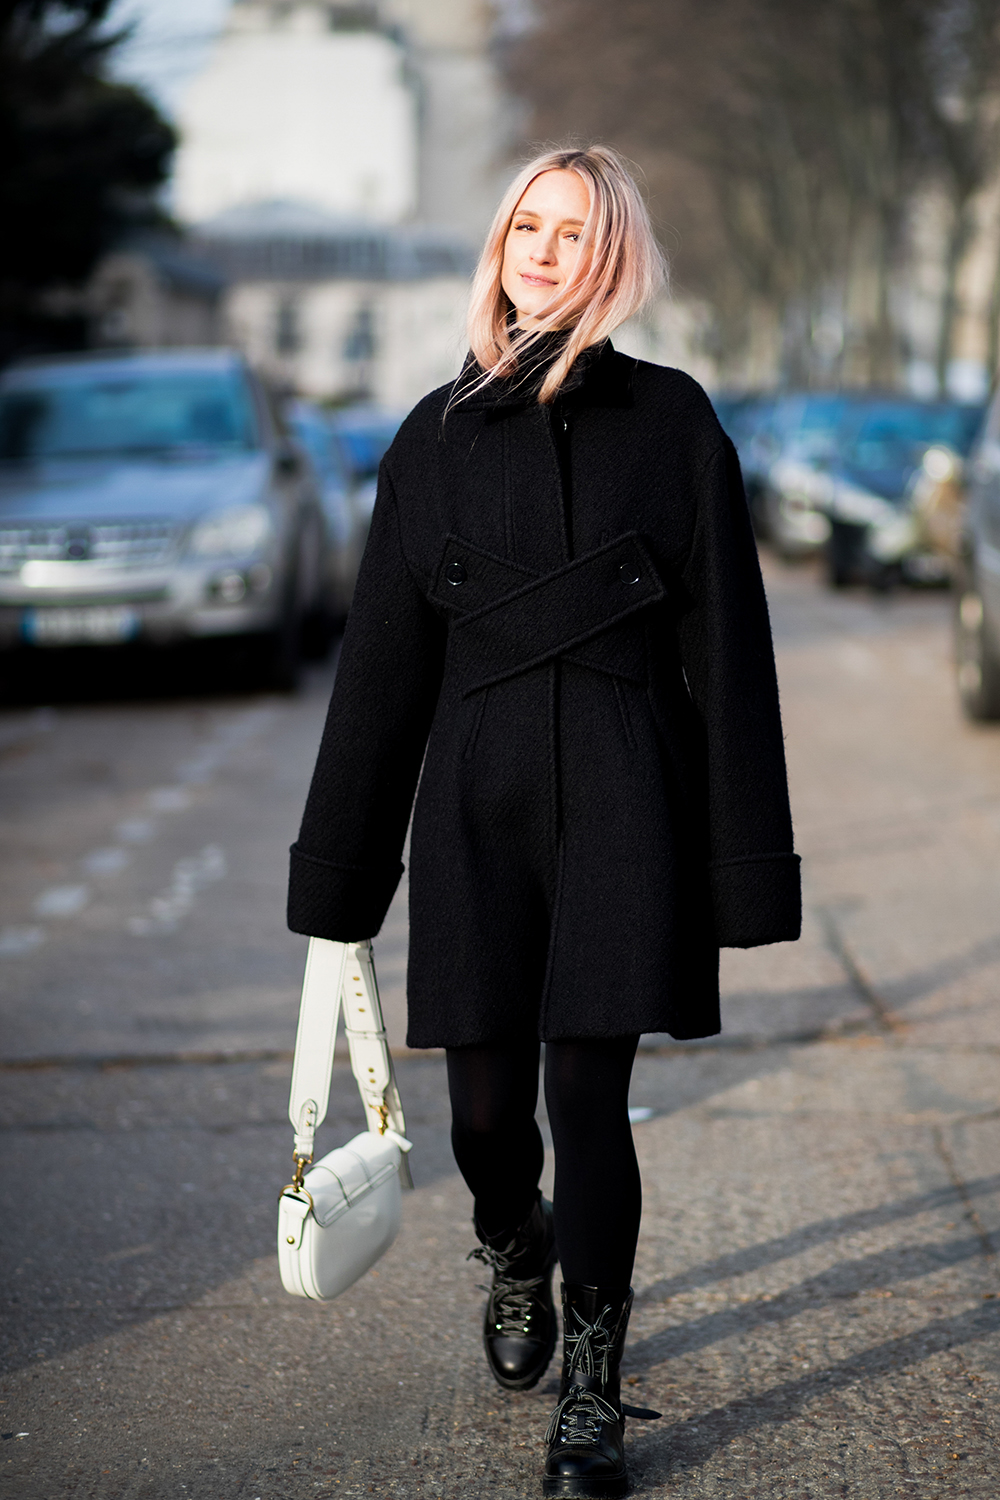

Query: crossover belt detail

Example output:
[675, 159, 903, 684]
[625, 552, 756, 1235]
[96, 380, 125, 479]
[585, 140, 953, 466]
[429, 532, 667, 696]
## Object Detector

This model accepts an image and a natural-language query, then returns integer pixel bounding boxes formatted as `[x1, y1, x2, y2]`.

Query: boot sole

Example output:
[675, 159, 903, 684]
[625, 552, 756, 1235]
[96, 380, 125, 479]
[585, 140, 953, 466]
[541, 1471, 628, 1498]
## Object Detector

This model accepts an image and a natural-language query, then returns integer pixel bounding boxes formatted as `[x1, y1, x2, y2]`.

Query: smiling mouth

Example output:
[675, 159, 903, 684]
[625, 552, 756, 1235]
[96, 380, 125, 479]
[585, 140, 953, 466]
[520, 273, 558, 287]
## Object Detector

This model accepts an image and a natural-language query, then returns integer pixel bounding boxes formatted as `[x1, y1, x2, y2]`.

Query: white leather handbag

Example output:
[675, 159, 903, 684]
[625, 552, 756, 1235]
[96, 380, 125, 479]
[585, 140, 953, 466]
[277, 937, 413, 1301]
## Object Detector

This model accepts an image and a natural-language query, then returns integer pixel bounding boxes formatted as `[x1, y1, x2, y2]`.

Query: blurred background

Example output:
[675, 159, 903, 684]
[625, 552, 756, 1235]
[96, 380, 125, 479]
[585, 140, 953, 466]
[5, 0, 1000, 659]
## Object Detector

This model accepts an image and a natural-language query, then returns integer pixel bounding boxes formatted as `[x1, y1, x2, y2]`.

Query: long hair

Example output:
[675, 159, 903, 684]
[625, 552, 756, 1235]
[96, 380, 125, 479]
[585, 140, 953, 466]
[462, 145, 666, 406]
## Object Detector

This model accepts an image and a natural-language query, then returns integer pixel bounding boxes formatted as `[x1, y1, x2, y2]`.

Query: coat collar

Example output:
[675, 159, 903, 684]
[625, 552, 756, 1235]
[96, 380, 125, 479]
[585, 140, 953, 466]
[450, 339, 635, 420]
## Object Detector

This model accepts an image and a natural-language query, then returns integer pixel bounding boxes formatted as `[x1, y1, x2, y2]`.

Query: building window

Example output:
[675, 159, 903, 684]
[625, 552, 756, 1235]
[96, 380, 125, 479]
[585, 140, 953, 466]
[275, 297, 300, 355]
[343, 303, 376, 364]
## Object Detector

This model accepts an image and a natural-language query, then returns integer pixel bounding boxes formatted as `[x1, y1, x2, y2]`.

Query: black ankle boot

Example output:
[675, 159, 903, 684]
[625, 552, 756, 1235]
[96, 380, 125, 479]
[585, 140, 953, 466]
[543, 1283, 657, 1498]
[467, 1194, 557, 1391]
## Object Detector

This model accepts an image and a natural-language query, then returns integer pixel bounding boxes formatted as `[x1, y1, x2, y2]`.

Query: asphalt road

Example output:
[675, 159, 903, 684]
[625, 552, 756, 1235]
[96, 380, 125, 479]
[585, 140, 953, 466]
[1, 557, 999, 1499]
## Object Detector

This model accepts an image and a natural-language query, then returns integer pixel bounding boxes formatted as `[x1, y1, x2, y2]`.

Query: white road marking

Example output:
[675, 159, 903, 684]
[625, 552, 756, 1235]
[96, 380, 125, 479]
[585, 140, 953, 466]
[115, 818, 157, 843]
[100, 1243, 155, 1264]
[174, 707, 275, 786]
[147, 787, 192, 813]
[0, 927, 45, 956]
[33, 885, 90, 918]
[81, 847, 131, 876]
[0, 707, 57, 752]
[128, 845, 227, 935]
[7, 705, 276, 955]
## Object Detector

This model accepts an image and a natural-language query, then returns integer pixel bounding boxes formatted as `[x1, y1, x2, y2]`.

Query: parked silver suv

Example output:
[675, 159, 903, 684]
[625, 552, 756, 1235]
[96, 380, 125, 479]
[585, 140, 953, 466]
[0, 349, 328, 686]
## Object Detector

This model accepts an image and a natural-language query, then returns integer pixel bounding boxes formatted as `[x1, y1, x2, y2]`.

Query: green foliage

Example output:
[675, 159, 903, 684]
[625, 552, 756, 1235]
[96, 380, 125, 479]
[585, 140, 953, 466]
[0, 0, 177, 355]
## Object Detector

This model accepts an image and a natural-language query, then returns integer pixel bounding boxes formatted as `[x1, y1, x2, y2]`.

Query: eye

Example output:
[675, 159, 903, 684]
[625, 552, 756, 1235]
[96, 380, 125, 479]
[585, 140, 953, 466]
[514, 220, 535, 232]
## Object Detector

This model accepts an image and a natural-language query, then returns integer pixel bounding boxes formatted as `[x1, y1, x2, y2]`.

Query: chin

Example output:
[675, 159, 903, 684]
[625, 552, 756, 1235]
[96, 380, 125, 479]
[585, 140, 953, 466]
[515, 298, 557, 326]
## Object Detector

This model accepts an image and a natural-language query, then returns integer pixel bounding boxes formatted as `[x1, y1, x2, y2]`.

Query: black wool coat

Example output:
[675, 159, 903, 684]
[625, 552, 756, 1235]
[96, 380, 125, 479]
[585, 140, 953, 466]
[288, 343, 801, 1047]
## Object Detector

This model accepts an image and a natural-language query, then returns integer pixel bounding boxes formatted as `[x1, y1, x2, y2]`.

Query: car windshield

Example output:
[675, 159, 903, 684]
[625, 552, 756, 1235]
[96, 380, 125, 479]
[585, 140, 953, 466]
[776, 396, 849, 453]
[0, 371, 259, 460]
[332, 414, 401, 482]
[840, 402, 983, 475]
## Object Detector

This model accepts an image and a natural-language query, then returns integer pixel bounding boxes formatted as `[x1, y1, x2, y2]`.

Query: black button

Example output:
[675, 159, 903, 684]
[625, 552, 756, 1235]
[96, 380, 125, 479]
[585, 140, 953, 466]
[618, 561, 641, 585]
[445, 560, 467, 586]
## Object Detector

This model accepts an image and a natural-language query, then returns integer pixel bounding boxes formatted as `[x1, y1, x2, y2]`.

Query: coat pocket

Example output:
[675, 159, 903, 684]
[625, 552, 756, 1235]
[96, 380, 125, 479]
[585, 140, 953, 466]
[462, 687, 490, 761]
[612, 676, 637, 752]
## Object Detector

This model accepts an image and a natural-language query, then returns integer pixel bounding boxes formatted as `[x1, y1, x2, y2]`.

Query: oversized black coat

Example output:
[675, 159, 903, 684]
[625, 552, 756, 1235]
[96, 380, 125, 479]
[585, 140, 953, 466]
[288, 343, 801, 1047]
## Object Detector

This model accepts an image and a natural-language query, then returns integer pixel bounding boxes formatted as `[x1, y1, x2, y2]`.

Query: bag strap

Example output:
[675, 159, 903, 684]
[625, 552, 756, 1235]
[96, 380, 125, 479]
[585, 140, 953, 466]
[341, 940, 413, 1190]
[287, 937, 412, 1191]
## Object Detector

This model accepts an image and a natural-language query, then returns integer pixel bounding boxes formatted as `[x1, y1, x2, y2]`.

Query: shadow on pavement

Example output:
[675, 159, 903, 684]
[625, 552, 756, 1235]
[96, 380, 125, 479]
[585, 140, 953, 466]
[633, 1173, 1000, 1307]
[0, 1056, 456, 1377]
[631, 1299, 1000, 1486]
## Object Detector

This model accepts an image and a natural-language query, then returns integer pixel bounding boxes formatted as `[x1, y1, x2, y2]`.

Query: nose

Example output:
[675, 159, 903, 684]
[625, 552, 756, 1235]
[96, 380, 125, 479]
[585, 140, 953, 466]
[530, 235, 556, 265]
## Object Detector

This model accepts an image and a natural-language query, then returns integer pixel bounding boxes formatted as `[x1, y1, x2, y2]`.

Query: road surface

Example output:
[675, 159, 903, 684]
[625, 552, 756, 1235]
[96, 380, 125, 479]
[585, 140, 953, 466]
[1, 557, 998, 1498]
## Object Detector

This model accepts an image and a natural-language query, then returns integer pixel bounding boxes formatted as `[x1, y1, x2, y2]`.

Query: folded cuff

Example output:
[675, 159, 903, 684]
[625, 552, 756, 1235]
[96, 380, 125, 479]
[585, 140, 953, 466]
[709, 852, 802, 948]
[286, 844, 404, 941]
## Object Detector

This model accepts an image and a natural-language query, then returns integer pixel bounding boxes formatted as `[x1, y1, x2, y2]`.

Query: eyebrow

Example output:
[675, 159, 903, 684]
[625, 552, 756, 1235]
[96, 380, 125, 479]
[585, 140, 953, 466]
[514, 211, 586, 227]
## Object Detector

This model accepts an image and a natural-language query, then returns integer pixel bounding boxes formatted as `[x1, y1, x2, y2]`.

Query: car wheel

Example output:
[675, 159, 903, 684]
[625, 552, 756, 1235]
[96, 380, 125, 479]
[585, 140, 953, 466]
[955, 586, 1000, 720]
[299, 605, 335, 662]
[252, 600, 302, 692]
[824, 546, 850, 589]
[825, 522, 860, 589]
[870, 562, 901, 595]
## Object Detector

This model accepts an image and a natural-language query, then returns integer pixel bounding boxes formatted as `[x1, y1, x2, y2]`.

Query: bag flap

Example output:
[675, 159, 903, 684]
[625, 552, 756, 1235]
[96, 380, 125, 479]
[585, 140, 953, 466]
[305, 1133, 401, 1228]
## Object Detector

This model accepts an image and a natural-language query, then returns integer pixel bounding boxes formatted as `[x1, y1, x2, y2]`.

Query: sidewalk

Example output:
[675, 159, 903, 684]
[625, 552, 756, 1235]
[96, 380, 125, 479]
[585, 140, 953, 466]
[2, 562, 998, 1498]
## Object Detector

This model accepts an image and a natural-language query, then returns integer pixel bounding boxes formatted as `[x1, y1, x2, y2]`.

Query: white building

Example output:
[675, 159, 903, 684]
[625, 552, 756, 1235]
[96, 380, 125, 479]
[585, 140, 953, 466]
[173, 0, 510, 240]
[192, 199, 472, 407]
[173, 2, 418, 225]
[165, 1, 519, 404]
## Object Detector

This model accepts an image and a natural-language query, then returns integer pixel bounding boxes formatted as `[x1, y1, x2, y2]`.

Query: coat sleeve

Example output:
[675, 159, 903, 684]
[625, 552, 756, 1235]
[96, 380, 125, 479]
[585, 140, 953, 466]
[287, 465, 446, 940]
[675, 437, 801, 947]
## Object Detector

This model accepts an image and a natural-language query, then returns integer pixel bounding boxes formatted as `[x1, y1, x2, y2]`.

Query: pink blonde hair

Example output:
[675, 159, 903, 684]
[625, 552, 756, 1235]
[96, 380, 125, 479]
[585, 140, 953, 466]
[462, 145, 666, 406]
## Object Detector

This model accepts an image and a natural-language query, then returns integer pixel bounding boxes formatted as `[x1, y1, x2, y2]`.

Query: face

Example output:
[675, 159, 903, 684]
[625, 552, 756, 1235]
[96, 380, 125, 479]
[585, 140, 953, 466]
[501, 169, 592, 329]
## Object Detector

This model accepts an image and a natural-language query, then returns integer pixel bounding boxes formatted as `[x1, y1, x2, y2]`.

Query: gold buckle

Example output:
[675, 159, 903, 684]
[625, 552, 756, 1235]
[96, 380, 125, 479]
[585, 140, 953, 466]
[290, 1152, 312, 1191]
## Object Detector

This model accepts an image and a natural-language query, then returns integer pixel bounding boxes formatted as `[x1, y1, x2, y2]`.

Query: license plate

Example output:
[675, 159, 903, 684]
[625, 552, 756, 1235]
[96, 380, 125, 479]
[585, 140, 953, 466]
[23, 605, 140, 646]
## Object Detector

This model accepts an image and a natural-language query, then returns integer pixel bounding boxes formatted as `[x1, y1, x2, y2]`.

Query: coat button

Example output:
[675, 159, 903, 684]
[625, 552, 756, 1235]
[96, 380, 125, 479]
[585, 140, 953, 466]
[619, 561, 641, 585]
[445, 560, 468, 585]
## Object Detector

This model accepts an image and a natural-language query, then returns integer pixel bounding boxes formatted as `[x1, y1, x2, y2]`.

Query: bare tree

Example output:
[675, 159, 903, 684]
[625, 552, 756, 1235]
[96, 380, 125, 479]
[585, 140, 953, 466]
[922, 0, 1000, 387]
[504, 0, 1000, 388]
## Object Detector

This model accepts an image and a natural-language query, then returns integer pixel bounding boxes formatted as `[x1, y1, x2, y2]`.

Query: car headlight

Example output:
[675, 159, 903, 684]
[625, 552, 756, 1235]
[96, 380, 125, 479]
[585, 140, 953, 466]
[869, 514, 918, 562]
[187, 504, 273, 559]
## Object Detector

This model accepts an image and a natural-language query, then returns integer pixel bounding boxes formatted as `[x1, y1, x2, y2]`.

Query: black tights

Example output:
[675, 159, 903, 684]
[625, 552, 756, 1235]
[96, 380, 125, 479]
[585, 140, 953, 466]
[446, 1037, 641, 1289]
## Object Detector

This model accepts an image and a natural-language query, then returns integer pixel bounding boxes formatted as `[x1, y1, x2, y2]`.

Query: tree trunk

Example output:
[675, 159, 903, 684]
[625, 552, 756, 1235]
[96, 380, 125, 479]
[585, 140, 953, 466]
[936, 197, 975, 396]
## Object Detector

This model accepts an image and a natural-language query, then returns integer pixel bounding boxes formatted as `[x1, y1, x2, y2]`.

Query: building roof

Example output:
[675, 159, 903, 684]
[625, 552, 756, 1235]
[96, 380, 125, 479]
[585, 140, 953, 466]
[191, 198, 475, 282]
[105, 235, 228, 298]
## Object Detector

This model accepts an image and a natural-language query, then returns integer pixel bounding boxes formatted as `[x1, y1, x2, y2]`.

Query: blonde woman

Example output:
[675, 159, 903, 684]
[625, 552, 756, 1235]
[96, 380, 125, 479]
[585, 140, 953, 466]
[289, 146, 800, 1497]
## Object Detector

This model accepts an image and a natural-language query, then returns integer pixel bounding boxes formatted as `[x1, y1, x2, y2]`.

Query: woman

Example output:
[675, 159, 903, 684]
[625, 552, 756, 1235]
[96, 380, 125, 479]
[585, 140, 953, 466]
[288, 146, 800, 1498]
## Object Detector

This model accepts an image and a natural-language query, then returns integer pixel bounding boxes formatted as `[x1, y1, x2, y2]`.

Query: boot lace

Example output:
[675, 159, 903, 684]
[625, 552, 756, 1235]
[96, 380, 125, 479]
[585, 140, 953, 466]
[467, 1243, 546, 1337]
[544, 1302, 619, 1447]
[545, 1387, 619, 1447]
[562, 1301, 616, 1385]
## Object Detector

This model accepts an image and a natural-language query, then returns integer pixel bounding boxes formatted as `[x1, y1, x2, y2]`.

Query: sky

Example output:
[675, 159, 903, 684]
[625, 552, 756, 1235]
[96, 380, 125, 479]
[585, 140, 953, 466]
[106, 0, 232, 118]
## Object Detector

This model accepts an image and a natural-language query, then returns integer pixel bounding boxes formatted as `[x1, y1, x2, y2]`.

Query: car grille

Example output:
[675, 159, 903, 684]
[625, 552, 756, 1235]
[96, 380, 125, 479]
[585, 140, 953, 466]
[0, 521, 177, 572]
